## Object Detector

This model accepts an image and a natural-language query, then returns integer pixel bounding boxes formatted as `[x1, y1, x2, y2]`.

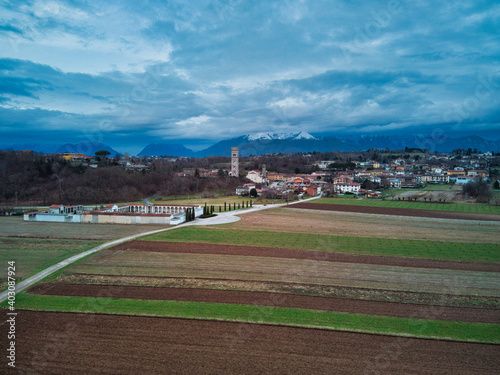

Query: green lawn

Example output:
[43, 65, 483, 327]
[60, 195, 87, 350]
[314, 198, 500, 214]
[8, 294, 499, 344]
[423, 185, 460, 190]
[0, 237, 103, 290]
[143, 227, 500, 263]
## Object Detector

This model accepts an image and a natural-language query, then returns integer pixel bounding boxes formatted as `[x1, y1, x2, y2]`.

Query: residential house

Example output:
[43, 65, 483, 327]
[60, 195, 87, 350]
[334, 182, 361, 194]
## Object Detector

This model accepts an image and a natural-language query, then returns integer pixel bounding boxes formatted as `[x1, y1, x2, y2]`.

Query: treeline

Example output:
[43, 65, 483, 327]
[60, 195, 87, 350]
[0, 151, 242, 206]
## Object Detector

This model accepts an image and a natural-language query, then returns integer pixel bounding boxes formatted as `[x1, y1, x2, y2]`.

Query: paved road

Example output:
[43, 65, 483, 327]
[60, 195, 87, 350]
[0, 196, 321, 302]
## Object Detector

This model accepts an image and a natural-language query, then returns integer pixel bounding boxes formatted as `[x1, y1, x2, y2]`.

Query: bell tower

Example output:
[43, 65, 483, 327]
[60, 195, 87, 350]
[231, 147, 239, 177]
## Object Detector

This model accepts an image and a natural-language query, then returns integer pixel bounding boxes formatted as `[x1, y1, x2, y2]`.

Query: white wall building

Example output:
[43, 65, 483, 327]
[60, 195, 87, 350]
[246, 170, 266, 184]
[334, 182, 361, 194]
[24, 204, 203, 225]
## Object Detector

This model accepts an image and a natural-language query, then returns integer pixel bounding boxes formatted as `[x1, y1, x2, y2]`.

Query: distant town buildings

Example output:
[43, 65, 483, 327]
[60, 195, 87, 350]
[234, 150, 496, 198]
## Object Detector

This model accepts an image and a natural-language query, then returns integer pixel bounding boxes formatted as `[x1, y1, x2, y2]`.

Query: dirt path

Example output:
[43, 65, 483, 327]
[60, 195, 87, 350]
[289, 202, 500, 221]
[28, 284, 500, 323]
[2, 311, 498, 375]
[112, 240, 500, 273]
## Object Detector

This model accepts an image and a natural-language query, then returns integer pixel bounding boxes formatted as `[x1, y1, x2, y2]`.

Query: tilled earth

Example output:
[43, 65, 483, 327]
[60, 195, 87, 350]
[111, 240, 500, 272]
[27, 283, 500, 323]
[288, 202, 500, 221]
[1, 310, 498, 375]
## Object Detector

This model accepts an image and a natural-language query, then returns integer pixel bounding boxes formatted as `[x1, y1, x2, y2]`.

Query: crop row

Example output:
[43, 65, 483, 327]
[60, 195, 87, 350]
[144, 227, 500, 263]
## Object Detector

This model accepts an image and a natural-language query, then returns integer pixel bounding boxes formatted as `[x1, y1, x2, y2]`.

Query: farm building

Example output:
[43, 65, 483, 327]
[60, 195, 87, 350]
[24, 203, 203, 225]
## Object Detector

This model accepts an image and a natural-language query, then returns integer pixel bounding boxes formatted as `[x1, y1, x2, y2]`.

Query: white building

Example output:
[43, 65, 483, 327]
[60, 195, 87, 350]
[334, 182, 361, 194]
[389, 179, 402, 188]
[236, 183, 256, 195]
[315, 161, 333, 170]
[24, 203, 203, 225]
[246, 170, 266, 184]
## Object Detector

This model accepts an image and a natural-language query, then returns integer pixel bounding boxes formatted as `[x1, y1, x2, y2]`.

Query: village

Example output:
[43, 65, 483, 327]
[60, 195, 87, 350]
[57, 147, 497, 199]
[21, 146, 498, 225]
[233, 148, 496, 199]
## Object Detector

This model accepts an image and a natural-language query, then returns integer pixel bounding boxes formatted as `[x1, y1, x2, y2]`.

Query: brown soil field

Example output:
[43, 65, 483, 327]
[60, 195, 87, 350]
[71, 251, 500, 297]
[1, 310, 498, 374]
[288, 203, 500, 221]
[226, 208, 500, 244]
[56, 274, 500, 309]
[28, 284, 500, 323]
[112, 240, 500, 273]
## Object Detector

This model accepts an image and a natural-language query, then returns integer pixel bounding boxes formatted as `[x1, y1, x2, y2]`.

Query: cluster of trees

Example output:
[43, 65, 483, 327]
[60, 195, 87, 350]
[462, 181, 493, 203]
[0, 150, 243, 206]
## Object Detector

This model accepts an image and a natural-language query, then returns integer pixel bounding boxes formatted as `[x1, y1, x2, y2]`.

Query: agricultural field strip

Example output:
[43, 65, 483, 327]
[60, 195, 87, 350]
[70, 252, 500, 296]
[67, 267, 497, 296]
[51, 274, 499, 309]
[142, 227, 500, 263]
[111, 240, 500, 272]
[313, 198, 500, 214]
[0, 237, 103, 290]
[0, 223, 195, 302]
[291, 203, 500, 222]
[226, 208, 500, 244]
[9, 311, 499, 375]
[27, 284, 500, 324]
[5, 294, 500, 344]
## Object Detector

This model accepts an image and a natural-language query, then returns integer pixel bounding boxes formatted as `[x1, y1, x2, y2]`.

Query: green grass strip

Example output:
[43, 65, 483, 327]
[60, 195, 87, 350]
[6, 294, 499, 344]
[313, 198, 500, 215]
[142, 227, 500, 263]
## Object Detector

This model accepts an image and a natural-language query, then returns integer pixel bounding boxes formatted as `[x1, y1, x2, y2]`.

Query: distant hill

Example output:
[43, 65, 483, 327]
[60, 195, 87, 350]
[138, 143, 194, 157]
[57, 142, 122, 157]
[0, 143, 62, 154]
[0, 141, 122, 156]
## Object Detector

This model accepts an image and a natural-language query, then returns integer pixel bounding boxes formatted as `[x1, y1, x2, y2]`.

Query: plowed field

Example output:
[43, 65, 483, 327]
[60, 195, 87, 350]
[289, 203, 500, 221]
[2, 311, 498, 375]
[112, 240, 500, 272]
[27, 284, 500, 323]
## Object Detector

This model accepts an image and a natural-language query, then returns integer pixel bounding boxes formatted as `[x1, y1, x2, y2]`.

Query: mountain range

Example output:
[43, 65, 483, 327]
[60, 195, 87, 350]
[2, 132, 499, 157]
[192, 133, 500, 157]
[137, 143, 194, 157]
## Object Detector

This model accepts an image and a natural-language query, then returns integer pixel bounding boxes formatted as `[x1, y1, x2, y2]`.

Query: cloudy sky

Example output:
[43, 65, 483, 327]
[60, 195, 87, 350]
[0, 0, 499, 154]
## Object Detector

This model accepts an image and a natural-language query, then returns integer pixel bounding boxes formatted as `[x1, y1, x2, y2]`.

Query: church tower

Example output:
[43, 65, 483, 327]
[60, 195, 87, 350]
[231, 147, 239, 177]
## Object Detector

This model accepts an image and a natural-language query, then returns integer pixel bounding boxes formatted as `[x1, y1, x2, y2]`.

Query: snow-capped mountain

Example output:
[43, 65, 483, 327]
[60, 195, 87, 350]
[245, 131, 317, 141]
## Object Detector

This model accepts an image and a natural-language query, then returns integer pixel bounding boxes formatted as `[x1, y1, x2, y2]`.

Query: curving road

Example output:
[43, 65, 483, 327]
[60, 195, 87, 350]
[0, 196, 321, 302]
